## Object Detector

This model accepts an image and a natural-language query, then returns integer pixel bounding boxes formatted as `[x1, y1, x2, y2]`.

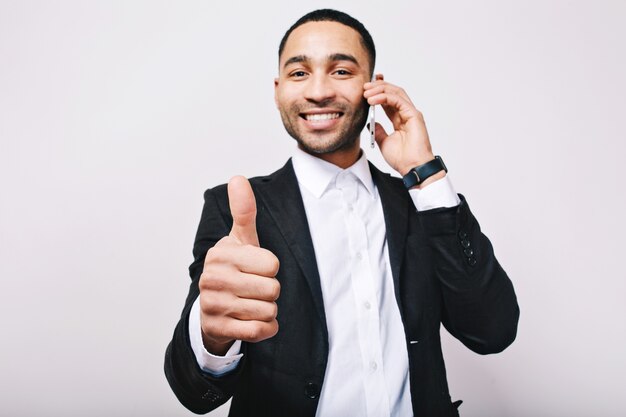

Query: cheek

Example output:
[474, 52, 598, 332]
[275, 88, 296, 107]
[340, 84, 366, 106]
[348, 91, 368, 113]
[274, 91, 288, 111]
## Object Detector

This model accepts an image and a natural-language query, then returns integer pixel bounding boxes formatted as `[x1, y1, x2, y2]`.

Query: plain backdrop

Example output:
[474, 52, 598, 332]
[1, 1, 625, 416]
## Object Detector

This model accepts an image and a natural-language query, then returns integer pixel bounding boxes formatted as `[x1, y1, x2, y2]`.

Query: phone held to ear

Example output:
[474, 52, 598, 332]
[369, 74, 376, 148]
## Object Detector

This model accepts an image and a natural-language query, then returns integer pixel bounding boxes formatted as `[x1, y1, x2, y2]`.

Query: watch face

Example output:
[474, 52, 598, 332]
[403, 170, 420, 188]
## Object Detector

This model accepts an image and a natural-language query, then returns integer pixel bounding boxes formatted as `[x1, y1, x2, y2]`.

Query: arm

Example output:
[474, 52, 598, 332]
[405, 171, 518, 352]
[364, 75, 519, 353]
[164, 177, 280, 413]
[164, 185, 242, 413]
[418, 196, 519, 354]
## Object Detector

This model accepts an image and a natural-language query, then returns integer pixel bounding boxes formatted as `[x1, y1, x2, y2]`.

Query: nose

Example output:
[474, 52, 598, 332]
[303, 73, 336, 104]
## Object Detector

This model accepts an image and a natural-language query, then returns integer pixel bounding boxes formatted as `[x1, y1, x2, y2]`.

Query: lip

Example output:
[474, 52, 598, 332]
[299, 109, 344, 131]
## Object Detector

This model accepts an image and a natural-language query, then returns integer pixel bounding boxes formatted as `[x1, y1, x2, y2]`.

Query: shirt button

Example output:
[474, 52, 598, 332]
[347, 203, 354, 212]
[370, 361, 377, 371]
[356, 252, 363, 260]
[364, 301, 371, 310]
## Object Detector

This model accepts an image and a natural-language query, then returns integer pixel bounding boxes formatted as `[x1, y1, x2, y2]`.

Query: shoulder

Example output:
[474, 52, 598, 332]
[202, 159, 295, 201]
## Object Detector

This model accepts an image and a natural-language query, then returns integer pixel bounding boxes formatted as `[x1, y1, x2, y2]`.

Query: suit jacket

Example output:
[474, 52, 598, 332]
[164, 159, 519, 417]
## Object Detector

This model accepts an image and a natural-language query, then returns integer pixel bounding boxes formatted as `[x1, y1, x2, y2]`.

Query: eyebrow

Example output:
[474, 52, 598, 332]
[282, 53, 360, 69]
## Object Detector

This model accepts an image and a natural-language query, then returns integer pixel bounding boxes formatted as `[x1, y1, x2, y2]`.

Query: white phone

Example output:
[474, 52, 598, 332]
[369, 74, 376, 148]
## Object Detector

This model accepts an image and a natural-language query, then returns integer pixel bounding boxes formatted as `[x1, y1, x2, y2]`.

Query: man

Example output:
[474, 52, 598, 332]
[164, 9, 519, 417]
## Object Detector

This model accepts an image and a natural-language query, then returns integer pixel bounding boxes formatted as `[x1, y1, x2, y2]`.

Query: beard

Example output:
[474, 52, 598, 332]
[278, 98, 370, 155]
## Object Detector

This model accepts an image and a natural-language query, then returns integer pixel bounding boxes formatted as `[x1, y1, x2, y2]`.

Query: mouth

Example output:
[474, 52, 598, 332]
[299, 112, 343, 122]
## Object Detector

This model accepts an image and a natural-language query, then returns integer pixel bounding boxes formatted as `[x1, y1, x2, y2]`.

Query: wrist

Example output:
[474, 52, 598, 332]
[201, 329, 235, 356]
[399, 152, 435, 177]
[402, 156, 448, 190]
[409, 170, 446, 189]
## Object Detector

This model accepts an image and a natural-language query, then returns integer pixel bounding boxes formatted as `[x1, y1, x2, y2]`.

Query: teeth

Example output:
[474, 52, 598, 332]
[305, 113, 340, 121]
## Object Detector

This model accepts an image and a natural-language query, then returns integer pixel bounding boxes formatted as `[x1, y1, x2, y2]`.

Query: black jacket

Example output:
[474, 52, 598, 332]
[164, 160, 519, 416]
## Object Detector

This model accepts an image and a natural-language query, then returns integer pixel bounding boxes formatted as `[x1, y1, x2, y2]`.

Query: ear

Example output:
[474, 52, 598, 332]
[273, 77, 280, 109]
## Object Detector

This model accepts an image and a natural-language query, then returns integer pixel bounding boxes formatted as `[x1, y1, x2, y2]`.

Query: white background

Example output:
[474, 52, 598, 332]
[1, 1, 625, 416]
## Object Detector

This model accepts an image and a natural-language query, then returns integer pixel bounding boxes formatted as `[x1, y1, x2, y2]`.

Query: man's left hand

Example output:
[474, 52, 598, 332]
[363, 75, 445, 187]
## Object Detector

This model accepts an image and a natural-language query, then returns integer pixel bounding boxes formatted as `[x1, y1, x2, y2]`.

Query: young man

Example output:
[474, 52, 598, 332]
[165, 9, 519, 417]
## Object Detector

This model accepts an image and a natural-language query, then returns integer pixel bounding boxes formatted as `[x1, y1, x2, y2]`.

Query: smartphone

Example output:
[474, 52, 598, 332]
[369, 74, 376, 148]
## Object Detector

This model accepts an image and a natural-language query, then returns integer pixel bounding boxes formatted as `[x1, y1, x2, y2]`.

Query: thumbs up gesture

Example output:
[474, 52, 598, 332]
[199, 176, 281, 355]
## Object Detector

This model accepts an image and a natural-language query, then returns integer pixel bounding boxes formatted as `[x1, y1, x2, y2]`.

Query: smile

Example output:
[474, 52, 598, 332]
[301, 112, 342, 121]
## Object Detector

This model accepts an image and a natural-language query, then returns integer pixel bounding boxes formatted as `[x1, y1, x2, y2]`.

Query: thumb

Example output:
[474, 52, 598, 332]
[372, 122, 389, 148]
[227, 176, 259, 247]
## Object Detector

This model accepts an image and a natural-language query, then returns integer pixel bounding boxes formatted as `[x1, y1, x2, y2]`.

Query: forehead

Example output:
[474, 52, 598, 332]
[280, 21, 368, 66]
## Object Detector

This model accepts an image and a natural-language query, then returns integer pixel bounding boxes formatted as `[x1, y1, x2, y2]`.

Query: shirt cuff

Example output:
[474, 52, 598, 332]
[189, 296, 243, 376]
[408, 175, 461, 211]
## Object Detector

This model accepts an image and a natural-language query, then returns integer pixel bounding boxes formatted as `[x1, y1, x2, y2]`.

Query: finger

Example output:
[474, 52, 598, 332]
[204, 317, 279, 344]
[200, 290, 278, 320]
[232, 273, 281, 301]
[207, 240, 280, 276]
[364, 83, 402, 98]
[200, 264, 281, 301]
[367, 92, 418, 125]
[227, 176, 259, 247]
[372, 122, 390, 147]
[364, 83, 414, 106]
[363, 73, 384, 89]
[230, 319, 279, 342]
[228, 299, 278, 322]
[363, 84, 385, 98]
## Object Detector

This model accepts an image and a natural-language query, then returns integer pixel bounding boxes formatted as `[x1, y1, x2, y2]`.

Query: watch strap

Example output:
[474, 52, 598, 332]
[402, 156, 448, 189]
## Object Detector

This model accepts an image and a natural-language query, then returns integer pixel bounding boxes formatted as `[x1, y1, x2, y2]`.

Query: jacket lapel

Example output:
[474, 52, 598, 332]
[254, 160, 409, 332]
[254, 159, 327, 331]
[369, 163, 410, 311]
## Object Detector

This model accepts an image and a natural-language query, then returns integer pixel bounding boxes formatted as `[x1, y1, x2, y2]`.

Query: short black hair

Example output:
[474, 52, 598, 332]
[278, 9, 376, 75]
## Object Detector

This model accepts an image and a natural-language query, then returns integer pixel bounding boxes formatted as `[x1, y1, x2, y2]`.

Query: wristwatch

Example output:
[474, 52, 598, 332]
[402, 156, 448, 189]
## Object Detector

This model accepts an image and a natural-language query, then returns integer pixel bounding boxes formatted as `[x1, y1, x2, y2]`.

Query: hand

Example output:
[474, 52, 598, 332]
[198, 176, 280, 355]
[364, 74, 445, 186]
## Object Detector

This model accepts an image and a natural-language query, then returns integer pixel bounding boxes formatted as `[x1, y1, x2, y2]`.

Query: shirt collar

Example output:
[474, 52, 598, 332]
[291, 146, 375, 199]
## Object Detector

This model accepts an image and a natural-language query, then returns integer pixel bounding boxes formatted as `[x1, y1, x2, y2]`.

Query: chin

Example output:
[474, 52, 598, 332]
[280, 105, 368, 155]
[296, 134, 358, 155]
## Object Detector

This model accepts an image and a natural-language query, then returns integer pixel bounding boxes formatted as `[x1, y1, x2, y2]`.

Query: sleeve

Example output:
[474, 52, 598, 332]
[408, 175, 461, 211]
[164, 186, 248, 414]
[417, 194, 520, 354]
[188, 296, 243, 376]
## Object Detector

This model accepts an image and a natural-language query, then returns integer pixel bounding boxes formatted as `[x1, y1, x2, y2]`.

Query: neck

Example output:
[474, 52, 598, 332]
[298, 141, 361, 169]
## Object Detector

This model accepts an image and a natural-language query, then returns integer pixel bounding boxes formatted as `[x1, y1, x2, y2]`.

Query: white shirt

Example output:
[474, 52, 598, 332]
[189, 148, 460, 416]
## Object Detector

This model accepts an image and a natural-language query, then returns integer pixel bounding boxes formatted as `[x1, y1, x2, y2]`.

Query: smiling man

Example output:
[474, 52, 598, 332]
[165, 9, 519, 417]
[275, 21, 370, 162]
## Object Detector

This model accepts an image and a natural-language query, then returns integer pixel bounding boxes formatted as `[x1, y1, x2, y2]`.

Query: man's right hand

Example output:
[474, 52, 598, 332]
[198, 176, 280, 356]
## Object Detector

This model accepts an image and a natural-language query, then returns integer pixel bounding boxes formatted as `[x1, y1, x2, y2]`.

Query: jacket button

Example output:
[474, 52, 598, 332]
[458, 230, 468, 239]
[467, 257, 477, 266]
[304, 382, 320, 399]
[201, 390, 221, 402]
[460, 239, 471, 248]
[463, 248, 474, 257]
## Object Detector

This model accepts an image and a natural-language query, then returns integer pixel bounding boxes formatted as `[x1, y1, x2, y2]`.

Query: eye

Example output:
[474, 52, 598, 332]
[333, 68, 352, 78]
[290, 70, 308, 78]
